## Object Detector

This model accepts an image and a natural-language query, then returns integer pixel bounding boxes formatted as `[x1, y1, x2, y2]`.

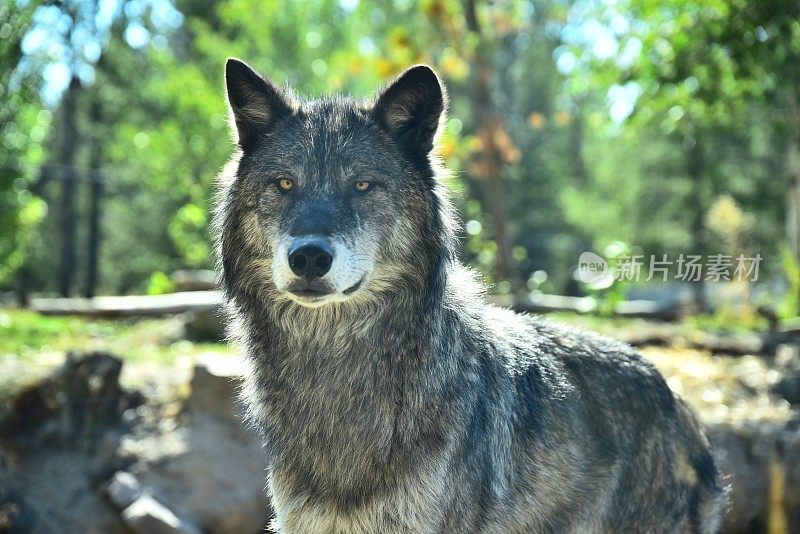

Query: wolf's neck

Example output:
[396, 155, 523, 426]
[240, 255, 459, 403]
[258, 252, 452, 352]
[272, 279, 446, 361]
[238, 259, 475, 499]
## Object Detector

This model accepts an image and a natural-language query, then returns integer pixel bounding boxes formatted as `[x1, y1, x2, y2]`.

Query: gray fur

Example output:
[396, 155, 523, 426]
[214, 58, 725, 533]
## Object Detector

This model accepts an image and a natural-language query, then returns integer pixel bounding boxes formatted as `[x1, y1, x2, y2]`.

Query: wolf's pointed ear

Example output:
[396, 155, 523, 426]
[225, 58, 294, 148]
[372, 65, 446, 156]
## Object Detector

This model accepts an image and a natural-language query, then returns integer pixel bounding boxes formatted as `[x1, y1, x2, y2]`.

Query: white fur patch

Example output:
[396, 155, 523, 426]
[272, 233, 376, 307]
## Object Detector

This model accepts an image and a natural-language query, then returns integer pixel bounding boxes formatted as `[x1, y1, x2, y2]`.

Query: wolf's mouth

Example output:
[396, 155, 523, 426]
[289, 288, 331, 299]
[287, 278, 364, 303]
[343, 278, 363, 295]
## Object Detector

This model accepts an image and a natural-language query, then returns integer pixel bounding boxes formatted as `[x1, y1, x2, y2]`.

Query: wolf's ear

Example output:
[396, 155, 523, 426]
[372, 65, 446, 157]
[225, 58, 294, 148]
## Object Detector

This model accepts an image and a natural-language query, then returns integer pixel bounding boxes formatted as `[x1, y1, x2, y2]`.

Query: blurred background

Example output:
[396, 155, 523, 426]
[1, 0, 799, 533]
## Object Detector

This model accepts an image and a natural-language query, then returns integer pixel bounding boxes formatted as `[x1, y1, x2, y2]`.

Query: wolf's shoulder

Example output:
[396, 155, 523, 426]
[478, 305, 640, 364]
[477, 306, 675, 410]
[526, 315, 660, 377]
[473, 306, 681, 449]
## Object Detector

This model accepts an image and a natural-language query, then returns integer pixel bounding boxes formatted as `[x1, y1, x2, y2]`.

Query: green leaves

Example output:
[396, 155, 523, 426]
[0, 1, 47, 286]
[3, 0, 793, 296]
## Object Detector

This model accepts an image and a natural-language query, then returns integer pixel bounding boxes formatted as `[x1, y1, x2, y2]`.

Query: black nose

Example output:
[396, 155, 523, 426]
[288, 239, 334, 279]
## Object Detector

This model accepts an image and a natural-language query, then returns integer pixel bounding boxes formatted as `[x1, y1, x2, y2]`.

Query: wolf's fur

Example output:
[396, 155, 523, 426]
[214, 59, 725, 533]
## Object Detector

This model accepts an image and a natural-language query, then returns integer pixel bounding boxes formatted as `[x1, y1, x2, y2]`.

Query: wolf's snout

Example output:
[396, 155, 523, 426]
[288, 238, 333, 279]
[276, 234, 372, 302]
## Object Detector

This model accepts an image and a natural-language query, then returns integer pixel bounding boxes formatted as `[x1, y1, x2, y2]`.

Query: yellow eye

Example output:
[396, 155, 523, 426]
[354, 180, 371, 192]
[277, 178, 293, 192]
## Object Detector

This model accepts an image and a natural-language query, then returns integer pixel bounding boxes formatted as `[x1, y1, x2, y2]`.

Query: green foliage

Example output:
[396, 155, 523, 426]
[146, 271, 176, 295]
[1, 0, 795, 305]
[0, 2, 47, 285]
[558, 0, 789, 296]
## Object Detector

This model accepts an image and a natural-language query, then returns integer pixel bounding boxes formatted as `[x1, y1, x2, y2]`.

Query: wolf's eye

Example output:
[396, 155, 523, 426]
[277, 178, 293, 192]
[354, 180, 371, 193]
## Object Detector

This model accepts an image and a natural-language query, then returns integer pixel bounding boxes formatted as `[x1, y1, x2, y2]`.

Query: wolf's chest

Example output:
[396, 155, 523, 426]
[266, 439, 454, 534]
[247, 346, 401, 454]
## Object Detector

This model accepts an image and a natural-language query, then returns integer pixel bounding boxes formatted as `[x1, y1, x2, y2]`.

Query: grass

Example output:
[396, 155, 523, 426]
[0, 308, 232, 395]
[682, 308, 768, 334]
[548, 309, 769, 336]
[544, 311, 642, 332]
[0, 305, 773, 398]
[0, 309, 230, 361]
[1, 306, 763, 362]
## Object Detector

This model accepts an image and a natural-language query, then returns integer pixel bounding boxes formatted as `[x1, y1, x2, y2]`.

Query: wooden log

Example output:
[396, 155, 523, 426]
[504, 294, 598, 314]
[31, 291, 223, 318]
[503, 294, 680, 320]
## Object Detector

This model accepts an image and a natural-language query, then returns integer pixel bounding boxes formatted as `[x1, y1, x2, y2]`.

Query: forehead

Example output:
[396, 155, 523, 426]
[249, 99, 403, 184]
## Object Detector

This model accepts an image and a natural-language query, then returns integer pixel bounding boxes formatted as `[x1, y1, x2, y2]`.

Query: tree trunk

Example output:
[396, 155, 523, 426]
[786, 89, 800, 254]
[57, 77, 81, 297]
[570, 101, 589, 186]
[84, 99, 103, 298]
[786, 88, 800, 313]
[84, 172, 102, 298]
[464, 0, 517, 289]
[787, 150, 800, 260]
[687, 130, 709, 312]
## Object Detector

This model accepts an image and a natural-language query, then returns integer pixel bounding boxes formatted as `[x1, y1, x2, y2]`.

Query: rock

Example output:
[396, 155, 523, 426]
[126, 356, 272, 533]
[0, 352, 137, 533]
[0, 351, 137, 444]
[121, 495, 201, 534]
[709, 424, 770, 532]
[136, 420, 271, 533]
[106, 471, 145, 510]
[0, 449, 127, 533]
[186, 354, 243, 419]
[780, 419, 800, 534]
[771, 344, 800, 405]
[183, 308, 225, 342]
[709, 419, 800, 534]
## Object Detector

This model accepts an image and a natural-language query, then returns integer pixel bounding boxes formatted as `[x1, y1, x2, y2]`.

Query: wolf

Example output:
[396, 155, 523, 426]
[214, 58, 725, 533]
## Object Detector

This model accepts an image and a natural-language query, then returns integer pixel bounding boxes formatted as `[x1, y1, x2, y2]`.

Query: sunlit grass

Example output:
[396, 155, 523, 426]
[0, 306, 776, 400]
[545, 312, 651, 334]
[0, 309, 230, 360]
[0, 308, 232, 395]
[683, 308, 769, 334]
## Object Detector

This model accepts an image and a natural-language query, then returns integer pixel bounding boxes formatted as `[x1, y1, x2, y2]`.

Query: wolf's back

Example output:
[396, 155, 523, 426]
[502, 316, 725, 533]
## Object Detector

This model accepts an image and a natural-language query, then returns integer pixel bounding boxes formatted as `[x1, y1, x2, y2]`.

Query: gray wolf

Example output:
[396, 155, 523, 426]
[214, 58, 725, 533]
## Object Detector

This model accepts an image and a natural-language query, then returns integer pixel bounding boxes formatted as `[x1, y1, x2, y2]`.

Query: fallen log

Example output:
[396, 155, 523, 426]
[31, 291, 223, 318]
[500, 294, 681, 320]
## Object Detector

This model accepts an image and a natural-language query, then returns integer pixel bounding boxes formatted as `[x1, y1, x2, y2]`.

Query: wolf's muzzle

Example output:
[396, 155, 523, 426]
[288, 237, 333, 279]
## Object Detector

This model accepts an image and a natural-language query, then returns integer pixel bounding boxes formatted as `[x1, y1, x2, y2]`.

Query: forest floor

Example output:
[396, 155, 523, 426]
[1, 307, 798, 532]
[0, 307, 793, 426]
[0, 309, 232, 397]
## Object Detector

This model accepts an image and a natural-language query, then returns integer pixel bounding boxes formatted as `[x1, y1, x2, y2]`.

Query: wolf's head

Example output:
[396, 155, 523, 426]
[217, 59, 454, 311]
